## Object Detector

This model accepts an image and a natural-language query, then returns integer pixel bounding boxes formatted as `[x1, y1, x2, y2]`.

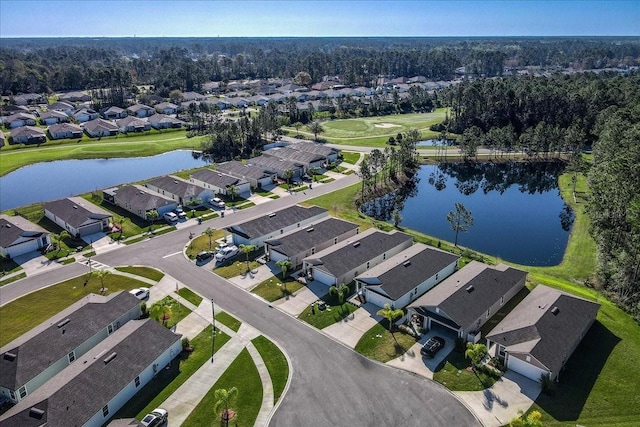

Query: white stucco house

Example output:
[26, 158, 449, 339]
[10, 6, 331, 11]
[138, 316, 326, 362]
[0, 214, 51, 258]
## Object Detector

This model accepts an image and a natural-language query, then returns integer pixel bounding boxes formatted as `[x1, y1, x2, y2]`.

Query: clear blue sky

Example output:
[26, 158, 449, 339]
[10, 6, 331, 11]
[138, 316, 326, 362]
[1, 1, 638, 37]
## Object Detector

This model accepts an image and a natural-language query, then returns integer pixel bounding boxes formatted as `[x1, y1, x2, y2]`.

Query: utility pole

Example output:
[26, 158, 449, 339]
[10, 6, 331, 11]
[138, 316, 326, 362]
[211, 298, 216, 363]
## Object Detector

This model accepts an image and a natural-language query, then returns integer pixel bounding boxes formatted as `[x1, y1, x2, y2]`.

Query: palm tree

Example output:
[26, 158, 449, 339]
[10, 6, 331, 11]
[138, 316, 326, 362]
[93, 269, 111, 294]
[284, 169, 294, 190]
[307, 120, 324, 141]
[464, 342, 487, 371]
[146, 210, 159, 231]
[214, 387, 238, 427]
[275, 259, 292, 281]
[329, 283, 350, 305]
[115, 216, 128, 241]
[150, 301, 173, 327]
[292, 121, 303, 137]
[228, 185, 238, 201]
[53, 230, 71, 256]
[446, 202, 474, 247]
[203, 227, 215, 250]
[239, 244, 256, 272]
[377, 303, 404, 343]
[309, 166, 321, 182]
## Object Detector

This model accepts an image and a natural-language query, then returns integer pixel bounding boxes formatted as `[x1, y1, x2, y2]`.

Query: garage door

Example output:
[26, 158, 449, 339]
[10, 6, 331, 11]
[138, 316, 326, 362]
[313, 269, 336, 286]
[428, 317, 460, 335]
[363, 288, 392, 308]
[507, 354, 548, 382]
[79, 222, 102, 236]
[268, 248, 288, 263]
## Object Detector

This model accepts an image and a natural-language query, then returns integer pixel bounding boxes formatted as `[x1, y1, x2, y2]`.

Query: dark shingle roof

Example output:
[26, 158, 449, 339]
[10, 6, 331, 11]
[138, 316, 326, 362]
[82, 118, 118, 133]
[216, 160, 273, 181]
[356, 244, 460, 300]
[190, 169, 247, 189]
[263, 147, 324, 164]
[43, 197, 111, 229]
[306, 229, 413, 279]
[266, 218, 359, 257]
[0, 292, 140, 391]
[112, 185, 176, 213]
[486, 285, 599, 377]
[0, 319, 180, 427]
[248, 155, 302, 173]
[145, 175, 205, 200]
[288, 141, 338, 157]
[228, 205, 327, 240]
[0, 215, 49, 249]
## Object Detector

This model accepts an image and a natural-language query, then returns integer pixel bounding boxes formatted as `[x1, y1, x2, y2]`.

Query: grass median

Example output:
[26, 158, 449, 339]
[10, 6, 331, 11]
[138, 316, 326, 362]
[252, 335, 289, 402]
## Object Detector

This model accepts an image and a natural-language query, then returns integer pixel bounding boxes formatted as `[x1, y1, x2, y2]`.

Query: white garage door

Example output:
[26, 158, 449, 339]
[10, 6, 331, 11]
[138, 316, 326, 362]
[6, 240, 39, 258]
[507, 355, 548, 382]
[363, 289, 392, 308]
[268, 249, 288, 263]
[313, 269, 336, 286]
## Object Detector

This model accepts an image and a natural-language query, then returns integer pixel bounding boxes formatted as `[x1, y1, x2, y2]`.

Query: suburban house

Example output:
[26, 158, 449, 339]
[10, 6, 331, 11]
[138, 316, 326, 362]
[13, 93, 44, 106]
[126, 103, 155, 118]
[485, 285, 599, 382]
[103, 185, 177, 220]
[6, 112, 37, 129]
[39, 110, 69, 125]
[145, 175, 210, 206]
[146, 113, 182, 129]
[263, 147, 326, 172]
[47, 101, 76, 115]
[48, 122, 83, 140]
[0, 318, 182, 427]
[407, 261, 528, 342]
[101, 106, 127, 120]
[0, 105, 30, 122]
[355, 243, 460, 309]
[248, 155, 304, 179]
[0, 214, 51, 258]
[72, 108, 99, 123]
[0, 292, 141, 404]
[215, 160, 275, 189]
[181, 91, 206, 102]
[189, 169, 251, 196]
[10, 126, 47, 145]
[154, 102, 179, 115]
[43, 197, 112, 238]
[227, 205, 328, 247]
[302, 229, 413, 287]
[288, 141, 340, 163]
[116, 115, 151, 133]
[59, 91, 91, 102]
[82, 118, 119, 138]
[265, 217, 360, 269]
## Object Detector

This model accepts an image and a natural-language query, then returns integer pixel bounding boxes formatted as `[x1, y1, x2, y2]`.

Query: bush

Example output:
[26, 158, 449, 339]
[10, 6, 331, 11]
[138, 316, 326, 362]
[182, 337, 192, 351]
[398, 324, 417, 337]
[489, 356, 506, 372]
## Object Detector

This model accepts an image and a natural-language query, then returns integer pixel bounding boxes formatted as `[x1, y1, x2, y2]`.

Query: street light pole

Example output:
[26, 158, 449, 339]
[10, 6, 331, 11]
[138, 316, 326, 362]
[211, 298, 216, 363]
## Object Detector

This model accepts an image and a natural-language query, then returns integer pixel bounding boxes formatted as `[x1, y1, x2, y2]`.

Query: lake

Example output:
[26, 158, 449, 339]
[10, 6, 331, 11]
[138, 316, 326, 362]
[361, 162, 573, 266]
[0, 150, 211, 211]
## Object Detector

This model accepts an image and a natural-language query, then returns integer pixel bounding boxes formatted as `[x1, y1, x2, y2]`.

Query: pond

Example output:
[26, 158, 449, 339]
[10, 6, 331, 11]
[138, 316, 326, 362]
[361, 161, 573, 266]
[0, 150, 211, 211]
[416, 139, 456, 147]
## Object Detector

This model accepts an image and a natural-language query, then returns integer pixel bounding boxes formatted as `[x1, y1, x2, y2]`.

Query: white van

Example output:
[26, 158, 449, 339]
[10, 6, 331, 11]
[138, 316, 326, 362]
[163, 212, 178, 222]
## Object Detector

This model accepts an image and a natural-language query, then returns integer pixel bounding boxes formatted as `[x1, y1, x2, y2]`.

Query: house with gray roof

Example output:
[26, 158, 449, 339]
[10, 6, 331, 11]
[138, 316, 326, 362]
[6, 112, 37, 129]
[102, 106, 127, 120]
[248, 155, 304, 179]
[0, 292, 141, 404]
[72, 108, 99, 123]
[189, 169, 250, 196]
[59, 91, 91, 102]
[265, 217, 360, 269]
[116, 115, 151, 133]
[154, 102, 178, 115]
[82, 118, 118, 138]
[227, 205, 328, 247]
[215, 161, 275, 189]
[263, 146, 326, 171]
[287, 140, 340, 163]
[0, 214, 50, 258]
[0, 318, 181, 427]
[48, 122, 83, 140]
[303, 229, 413, 287]
[47, 101, 76, 115]
[39, 110, 69, 125]
[13, 93, 44, 106]
[43, 197, 112, 238]
[355, 243, 460, 309]
[145, 175, 209, 206]
[408, 261, 527, 341]
[104, 185, 177, 220]
[147, 113, 182, 129]
[10, 126, 47, 145]
[126, 103, 155, 118]
[486, 285, 599, 382]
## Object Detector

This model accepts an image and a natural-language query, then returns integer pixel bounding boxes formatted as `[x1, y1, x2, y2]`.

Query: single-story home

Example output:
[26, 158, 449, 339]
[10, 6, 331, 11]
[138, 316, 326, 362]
[287, 141, 340, 163]
[6, 112, 37, 129]
[181, 91, 206, 102]
[486, 285, 599, 382]
[59, 91, 91, 102]
[48, 122, 83, 140]
[355, 243, 460, 309]
[154, 102, 179, 115]
[72, 108, 99, 123]
[126, 103, 155, 118]
[227, 204, 328, 247]
[0, 292, 141, 404]
[10, 126, 47, 145]
[104, 185, 177, 220]
[13, 93, 44, 106]
[215, 160, 275, 189]
[265, 217, 359, 269]
[0, 214, 51, 258]
[101, 106, 128, 120]
[408, 261, 527, 342]
[116, 115, 151, 133]
[302, 229, 413, 287]
[248, 155, 304, 179]
[147, 113, 182, 129]
[47, 101, 76, 115]
[144, 175, 209, 206]
[263, 147, 325, 172]
[39, 110, 69, 125]
[0, 318, 181, 427]
[189, 169, 251, 196]
[82, 118, 119, 138]
[43, 197, 112, 238]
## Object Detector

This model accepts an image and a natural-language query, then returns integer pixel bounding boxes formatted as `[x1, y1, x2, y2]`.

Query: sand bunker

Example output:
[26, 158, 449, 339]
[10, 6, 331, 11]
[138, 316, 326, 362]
[373, 123, 401, 129]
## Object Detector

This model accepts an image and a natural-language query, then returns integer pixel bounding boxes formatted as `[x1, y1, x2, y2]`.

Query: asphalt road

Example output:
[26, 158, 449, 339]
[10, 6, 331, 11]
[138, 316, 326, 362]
[0, 173, 480, 427]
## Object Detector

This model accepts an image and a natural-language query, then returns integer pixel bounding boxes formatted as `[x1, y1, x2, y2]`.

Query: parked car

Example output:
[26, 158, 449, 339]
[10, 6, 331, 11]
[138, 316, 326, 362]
[210, 197, 226, 208]
[215, 245, 239, 262]
[163, 212, 178, 222]
[176, 205, 184, 213]
[420, 336, 445, 358]
[141, 408, 168, 427]
[214, 242, 229, 253]
[196, 251, 214, 262]
[177, 211, 187, 220]
[129, 287, 150, 301]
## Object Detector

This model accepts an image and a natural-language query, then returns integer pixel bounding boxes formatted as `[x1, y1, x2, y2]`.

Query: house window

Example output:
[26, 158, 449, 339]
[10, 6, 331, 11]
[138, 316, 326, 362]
[68, 351, 76, 363]
[435, 307, 440, 314]
[108, 324, 113, 334]
[9, 390, 15, 401]
[19, 387, 27, 399]
[498, 346, 506, 357]
[526, 355, 531, 362]
[102, 404, 109, 417]
[135, 376, 141, 387]
[500, 296, 504, 305]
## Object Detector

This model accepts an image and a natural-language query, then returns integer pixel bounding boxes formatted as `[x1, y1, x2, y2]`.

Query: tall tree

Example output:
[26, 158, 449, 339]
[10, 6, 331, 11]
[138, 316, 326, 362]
[239, 244, 256, 272]
[214, 387, 239, 427]
[93, 269, 111, 294]
[464, 342, 487, 371]
[307, 120, 324, 141]
[377, 303, 404, 343]
[446, 202, 474, 246]
[329, 283, 350, 305]
[203, 227, 215, 250]
[276, 259, 292, 280]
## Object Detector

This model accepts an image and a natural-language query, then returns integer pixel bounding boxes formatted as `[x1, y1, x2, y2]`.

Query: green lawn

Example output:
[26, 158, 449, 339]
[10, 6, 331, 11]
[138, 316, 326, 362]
[433, 350, 500, 391]
[354, 320, 419, 363]
[0, 273, 150, 346]
[216, 311, 242, 332]
[298, 293, 359, 329]
[182, 348, 262, 427]
[177, 287, 204, 307]
[114, 266, 165, 282]
[252, 335, 289, 401]
[0, 258, 21, 274]
[115, 325, 231, 420]
[186, 231, 224, 258]
[149, 296, 192, 329]
[0, 272, 27, 287]
[251, 276, 305, 302]
[341, 151, 361, 165]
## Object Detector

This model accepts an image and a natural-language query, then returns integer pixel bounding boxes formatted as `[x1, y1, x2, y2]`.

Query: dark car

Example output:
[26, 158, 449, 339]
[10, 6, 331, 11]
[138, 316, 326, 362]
[196, 251, 214, 262]
[420, 336, 445, 358]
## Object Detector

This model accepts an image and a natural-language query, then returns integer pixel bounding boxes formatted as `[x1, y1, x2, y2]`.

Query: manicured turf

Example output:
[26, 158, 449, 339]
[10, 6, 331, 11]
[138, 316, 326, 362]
[298, 293, 359, 329]
[216, 311, 242, 332]
[251, 276, 304, 302]
[115, 266, 165, 282]
[433, 350, 500, 391]
[182, 348, 262, 427]
[186, 230, 224, 258]
[177, 287, 204, 307]
[0, 272, 27, 287]
[341, 151, 361, 165]
[149, 296, 192, 329]
[252, 335, 290, 401]
[0, 273, 150, 346]
[354, 320, 419, 363]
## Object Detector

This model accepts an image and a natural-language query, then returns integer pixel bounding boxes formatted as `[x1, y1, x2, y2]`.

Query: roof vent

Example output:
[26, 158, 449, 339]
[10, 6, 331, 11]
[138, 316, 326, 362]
[551, 306, 560, 315]
[3, 352, 17, 361]
[403, 261, 411, 267]
[466, 285, 474, 293]
[173, 180, 178, 184]
[73, 205, 78, 209]
[4, 224, 10, 228]
[103, 352, 117, 364]
[57, 318, 70, 328]
[353, 242, 361, 248]
[268, 213, 276, 217]
[306, 227, 314, 232]
[29, 407, 45, 419]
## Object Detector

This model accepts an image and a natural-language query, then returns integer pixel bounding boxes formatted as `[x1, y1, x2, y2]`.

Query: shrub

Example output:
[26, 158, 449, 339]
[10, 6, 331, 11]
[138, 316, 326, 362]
[398, 324, 417, 337]
[489, 356, 506, 372]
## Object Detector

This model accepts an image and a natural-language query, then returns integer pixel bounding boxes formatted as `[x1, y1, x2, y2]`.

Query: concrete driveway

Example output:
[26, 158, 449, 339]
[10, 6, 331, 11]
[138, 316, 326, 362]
[11, 251, 63, 276]
[322, 303, 382, 348]
[274, 279, 328, 316]
[386, 331, 456, 380]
